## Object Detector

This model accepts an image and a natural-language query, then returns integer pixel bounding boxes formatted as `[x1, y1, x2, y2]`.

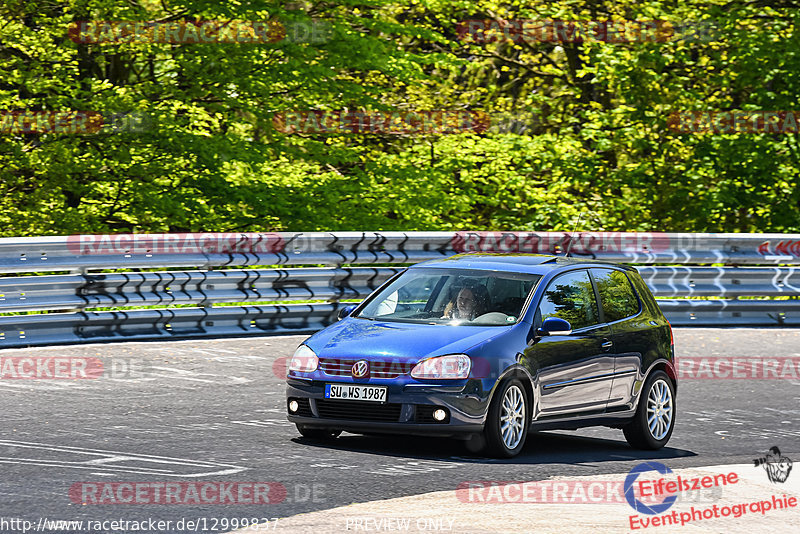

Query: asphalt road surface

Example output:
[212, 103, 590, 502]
[0, 328, 798, 533]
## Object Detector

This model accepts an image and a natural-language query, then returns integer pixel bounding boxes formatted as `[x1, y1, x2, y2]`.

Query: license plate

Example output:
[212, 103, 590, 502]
[324, 384, 387, 403]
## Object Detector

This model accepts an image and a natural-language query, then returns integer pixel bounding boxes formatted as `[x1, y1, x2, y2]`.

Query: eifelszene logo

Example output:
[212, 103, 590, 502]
[624, 462, 677, 515]
[754, 446, 793, 483]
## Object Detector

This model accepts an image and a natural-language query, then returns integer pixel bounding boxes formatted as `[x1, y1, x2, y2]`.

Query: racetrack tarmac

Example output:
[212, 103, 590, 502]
[0, 328, 798, 533]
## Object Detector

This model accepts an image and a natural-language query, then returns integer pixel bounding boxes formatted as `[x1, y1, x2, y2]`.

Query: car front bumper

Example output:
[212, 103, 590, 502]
[286, 378, 489, 438]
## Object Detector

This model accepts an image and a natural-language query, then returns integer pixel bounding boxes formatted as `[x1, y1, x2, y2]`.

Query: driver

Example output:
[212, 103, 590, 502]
[442, 284, 489, 320]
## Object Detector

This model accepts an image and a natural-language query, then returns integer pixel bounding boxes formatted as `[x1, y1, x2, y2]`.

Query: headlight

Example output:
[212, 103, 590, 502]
[410, 354, 471, 379]
[289, 345, 318, 373]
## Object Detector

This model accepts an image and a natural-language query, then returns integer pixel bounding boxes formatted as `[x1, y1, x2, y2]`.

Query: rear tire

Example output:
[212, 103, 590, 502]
[296, 424, 341, 440]
[623, 370, 675, 450]
[483, 378, 530, 458]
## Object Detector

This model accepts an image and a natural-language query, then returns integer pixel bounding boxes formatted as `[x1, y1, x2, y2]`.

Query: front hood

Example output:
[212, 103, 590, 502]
[305, 318, 508, 362]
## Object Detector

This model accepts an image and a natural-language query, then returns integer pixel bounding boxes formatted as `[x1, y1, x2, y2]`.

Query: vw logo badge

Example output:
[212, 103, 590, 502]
[352, 360, 369, 378]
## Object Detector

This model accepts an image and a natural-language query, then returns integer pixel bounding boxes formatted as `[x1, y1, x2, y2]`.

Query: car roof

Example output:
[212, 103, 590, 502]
[409, 253, 635, 275]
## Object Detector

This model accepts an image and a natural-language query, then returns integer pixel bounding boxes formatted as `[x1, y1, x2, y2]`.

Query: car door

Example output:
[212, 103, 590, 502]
[522, 269, 614, 416]
[590, 268, 646, 410]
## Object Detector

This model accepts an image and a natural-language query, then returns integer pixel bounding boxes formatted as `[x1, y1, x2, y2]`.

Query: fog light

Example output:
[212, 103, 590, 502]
[433, 408, 447, 421]
[288, 400, 299, 413]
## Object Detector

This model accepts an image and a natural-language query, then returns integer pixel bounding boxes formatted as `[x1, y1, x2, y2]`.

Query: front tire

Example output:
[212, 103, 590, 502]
[623, 370, 675, 450]
[296, 424, 341, 440]
[483, 378, 530, 458]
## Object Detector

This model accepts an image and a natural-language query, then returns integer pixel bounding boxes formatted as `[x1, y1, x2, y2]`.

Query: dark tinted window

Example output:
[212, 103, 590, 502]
[537, 270, 599, 330]
[592, 268, 640, 322]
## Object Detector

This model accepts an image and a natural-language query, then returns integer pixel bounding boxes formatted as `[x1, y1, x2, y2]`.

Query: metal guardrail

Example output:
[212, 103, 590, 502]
[2, 231, 800, 272]
[0, 231, 799, 348]
[0, 304, 340, 347]
[637, 266, 800, 297]
[0, 267, 402, 313]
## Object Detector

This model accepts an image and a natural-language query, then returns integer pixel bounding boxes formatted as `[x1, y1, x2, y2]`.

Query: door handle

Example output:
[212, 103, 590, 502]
[601, 340, 613, 350]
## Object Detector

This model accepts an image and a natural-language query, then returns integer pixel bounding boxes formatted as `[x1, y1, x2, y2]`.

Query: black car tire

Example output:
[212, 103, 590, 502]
[296, 424, 342, 440]
[623, 370, 675, 450]
[483, 378, 530, 458]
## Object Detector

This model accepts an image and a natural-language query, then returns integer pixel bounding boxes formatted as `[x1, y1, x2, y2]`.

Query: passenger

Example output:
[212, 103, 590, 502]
[442, 284, 489, 321]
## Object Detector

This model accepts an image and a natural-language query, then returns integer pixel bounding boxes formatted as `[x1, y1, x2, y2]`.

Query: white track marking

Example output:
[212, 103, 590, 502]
[0, 440, 246, 477]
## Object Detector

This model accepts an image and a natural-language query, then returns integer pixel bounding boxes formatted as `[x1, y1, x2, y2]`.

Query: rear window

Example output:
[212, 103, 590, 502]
[591, 268, 641, 322]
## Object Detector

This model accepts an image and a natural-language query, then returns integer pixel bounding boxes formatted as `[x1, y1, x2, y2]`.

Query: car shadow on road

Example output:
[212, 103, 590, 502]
[291, 430, 696, 465]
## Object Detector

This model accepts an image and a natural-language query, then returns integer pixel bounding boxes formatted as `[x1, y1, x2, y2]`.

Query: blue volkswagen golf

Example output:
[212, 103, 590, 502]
[286, 253, 676, 458]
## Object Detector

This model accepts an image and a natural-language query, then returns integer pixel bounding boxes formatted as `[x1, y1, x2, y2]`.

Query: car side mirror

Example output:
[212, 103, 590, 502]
[337, 304, 358, 321]
[536, 317, 572, 336]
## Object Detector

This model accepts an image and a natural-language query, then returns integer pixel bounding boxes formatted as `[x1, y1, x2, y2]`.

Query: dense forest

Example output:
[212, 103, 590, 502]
[1, 0, 799, 236]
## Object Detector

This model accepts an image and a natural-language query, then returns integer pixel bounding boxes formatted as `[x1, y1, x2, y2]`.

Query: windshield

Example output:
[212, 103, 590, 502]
[355, 268, 542, 326]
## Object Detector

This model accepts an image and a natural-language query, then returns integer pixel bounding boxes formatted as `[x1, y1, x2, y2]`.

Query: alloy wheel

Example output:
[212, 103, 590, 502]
[646, 379, 673, 441]
[500, 385, 526, 449]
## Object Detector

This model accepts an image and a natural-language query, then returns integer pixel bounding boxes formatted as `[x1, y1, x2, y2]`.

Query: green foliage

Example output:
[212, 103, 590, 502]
[1, 0, 798, 235]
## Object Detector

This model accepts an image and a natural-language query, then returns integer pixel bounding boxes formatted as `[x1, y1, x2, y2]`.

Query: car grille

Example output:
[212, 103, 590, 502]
[315, 399, 403, 422]
[319, 358, 414, 379]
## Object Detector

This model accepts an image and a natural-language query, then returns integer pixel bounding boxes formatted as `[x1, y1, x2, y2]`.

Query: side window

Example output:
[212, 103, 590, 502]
[592, 268, 640, 322]
[537, 270, 599, 330]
